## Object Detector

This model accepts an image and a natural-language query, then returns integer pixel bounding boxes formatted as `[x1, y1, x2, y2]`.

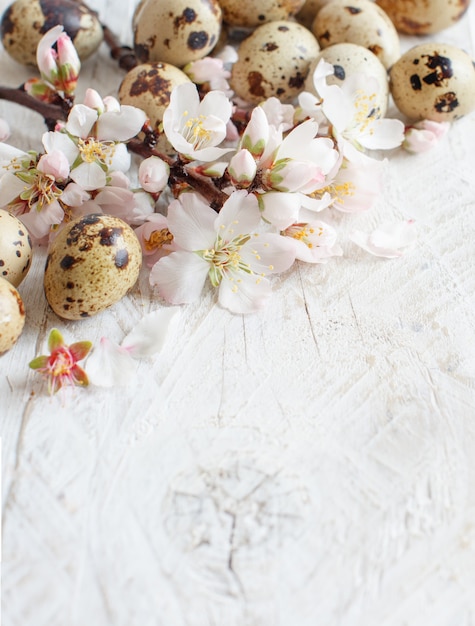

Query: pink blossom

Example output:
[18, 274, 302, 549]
[138, 156, 170, 193]
[350, 220, 417, 258]
[37, 150, 70, 180]
[134, 213, 177, 266]
[403, 120, 450, 153]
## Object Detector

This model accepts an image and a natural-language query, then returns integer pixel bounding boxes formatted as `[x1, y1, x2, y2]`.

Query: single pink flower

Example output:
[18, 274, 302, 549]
[29, 328, 92, 395]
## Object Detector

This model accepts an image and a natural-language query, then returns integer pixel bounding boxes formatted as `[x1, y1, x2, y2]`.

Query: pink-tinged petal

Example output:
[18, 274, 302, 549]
[42, 130, 79, 165]
[218, 271, 272, 314]
[241, 233, 296, 274]
[358, 118, 405, 150]
[20, 204, 63, 240]
[350, 220, 417, 258]
[121, 308, 179, 358]
[240, 106, 270, 158]
[93, 187, 136, 221]
[103, 96, 121, 113]
[83, 88, 104, 112]
[61, 182, 90, 206]
[70, 364, 89, 386]
[69, 340, 92, 361]
[86, 336, 137, 387]
[167, 194, 216, 250]
[214, 190, 260, 237]
[139, 156, 170, 193]
[96, 105, 147, 141]
[260, 97, 295, 132]
[37, 150, 70, 179]
[66, 104, 98, 138]
[150, 251, 209, 304]
[70, 161, 107, 190]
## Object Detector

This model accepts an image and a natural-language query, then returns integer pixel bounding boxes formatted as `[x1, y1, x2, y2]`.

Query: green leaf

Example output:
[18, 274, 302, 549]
[29, 355, 48, 370]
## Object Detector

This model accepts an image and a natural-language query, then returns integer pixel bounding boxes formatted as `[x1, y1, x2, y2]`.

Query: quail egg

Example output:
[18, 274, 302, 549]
[231, 20, 320, 104]
[44, 214, 142, 320]
[0, 0, 103, 66]
[0, 210, 32, 287]
[219, 0, 306, 27]
[390, 43, 475, 121]
[133, 0, 222, 67]
[312, 0, 400, 69]
[376, 0, 471, 35]
[0, 276, 25, 354]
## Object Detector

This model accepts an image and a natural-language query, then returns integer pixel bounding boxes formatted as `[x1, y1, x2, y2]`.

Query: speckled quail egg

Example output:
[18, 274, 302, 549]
[0, 210, 32, 287]
[231, 20, 320, 104]
[304, 42, 390, 116]
[133, 0, 222, 68]
[390, 43, 475, 122]
[0, 276, 25, 354]
[44, 214, 142, 321]
[118, 62, 191, 154]
[0, 0, 103, 66]
[312, 0, 400, 69]
[376, 0, 471, 35]
[219, 0, 306, 27]
[296, 0, 334, 30]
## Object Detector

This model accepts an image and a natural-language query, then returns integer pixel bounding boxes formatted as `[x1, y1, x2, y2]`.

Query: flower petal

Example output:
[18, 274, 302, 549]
[167, 193, 216, 250]
[96, 105, 147, 141]
[121, 308, 179, 358]
[86, 337, 137, 388]
[150, 250, 209, 304]
[214, 190, 260, 237]
[218, 271, 272, 314]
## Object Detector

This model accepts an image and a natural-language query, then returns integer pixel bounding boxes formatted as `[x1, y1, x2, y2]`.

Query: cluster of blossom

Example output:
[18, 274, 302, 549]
[1, 27, 449, 323]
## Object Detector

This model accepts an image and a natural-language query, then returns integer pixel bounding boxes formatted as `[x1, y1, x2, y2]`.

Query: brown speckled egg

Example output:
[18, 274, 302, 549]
[305, 42, 390, 116]
[296, 0, 334, 30]
[0, 276, 25, 354]
[119, 62, 191, 154]
[0, 210, 32, 287]
[219, 0, 306, 27]
[390, 43, 475, 122]
[133, 0, 222, 67]
[312, 0, 400, 69]
[231, 20, 320, 104]
[0, 0, 103, 66]
[44, 214, 142, 321]
[376, 0, 471, 35]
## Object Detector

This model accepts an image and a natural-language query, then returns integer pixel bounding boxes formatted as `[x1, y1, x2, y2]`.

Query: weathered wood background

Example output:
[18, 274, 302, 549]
[1, 1, 475, 624]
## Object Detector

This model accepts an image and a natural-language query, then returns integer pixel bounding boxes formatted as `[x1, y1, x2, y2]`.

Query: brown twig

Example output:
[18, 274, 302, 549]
[0, 86, 68, 130]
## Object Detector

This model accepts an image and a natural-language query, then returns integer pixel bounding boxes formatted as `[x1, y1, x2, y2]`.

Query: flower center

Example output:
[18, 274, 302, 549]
[48, 347, 74, 377]
[16, 168, 62, 211]
[77, 138, 113, 165]
[182, 113, 212, 150]
[284, 223, 323, 249]
[198, 234, 252, 287]
[144, 228, 174, 252]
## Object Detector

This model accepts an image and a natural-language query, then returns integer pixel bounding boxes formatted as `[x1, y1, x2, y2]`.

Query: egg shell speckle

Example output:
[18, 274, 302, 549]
[305, 42, 389, 116]
[390, 43, 475, 122]
[0, 276, 25, 354]
[44, 214, 142, 321]
[231, 20, 320, 104]
[0, 0, 103, 66]
[0, 210, 33, 287]
[312, 0, 400, 69]
[119, 62, 191, 154]
[376, 0, 471, 35]
[133, 0, 222, 68]
[219, 0, 305, 27]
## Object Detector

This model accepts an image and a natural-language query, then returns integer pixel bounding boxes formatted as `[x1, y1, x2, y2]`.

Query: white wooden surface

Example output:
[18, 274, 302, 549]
[1, 2, 475, 625]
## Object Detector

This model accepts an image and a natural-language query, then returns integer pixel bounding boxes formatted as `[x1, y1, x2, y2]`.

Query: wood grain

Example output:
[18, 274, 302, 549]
[1, 1, 475, 625]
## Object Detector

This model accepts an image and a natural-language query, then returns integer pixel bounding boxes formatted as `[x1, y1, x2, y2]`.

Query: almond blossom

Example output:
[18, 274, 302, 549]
[162, 82, 233, 161]
[29, 328, 92, 395]
[308, 60, 405, 161]
[282, 219, 343, 263]
[150, 190, 296, 314]
[42, 90, 146, 190]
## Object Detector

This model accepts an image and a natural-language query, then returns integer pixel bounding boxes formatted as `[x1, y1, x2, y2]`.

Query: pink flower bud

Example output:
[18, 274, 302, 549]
[228, 149, 257, 188]
[56, 33, 81, 96]
[83, 88, 104, 112]
[138, 156, 170, 193]
[37, 151, 70, 180]
[241, 106, 269, 158]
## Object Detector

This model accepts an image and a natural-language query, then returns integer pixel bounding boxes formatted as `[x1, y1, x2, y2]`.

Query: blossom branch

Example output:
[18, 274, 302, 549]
[0, 85, 68, 129]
